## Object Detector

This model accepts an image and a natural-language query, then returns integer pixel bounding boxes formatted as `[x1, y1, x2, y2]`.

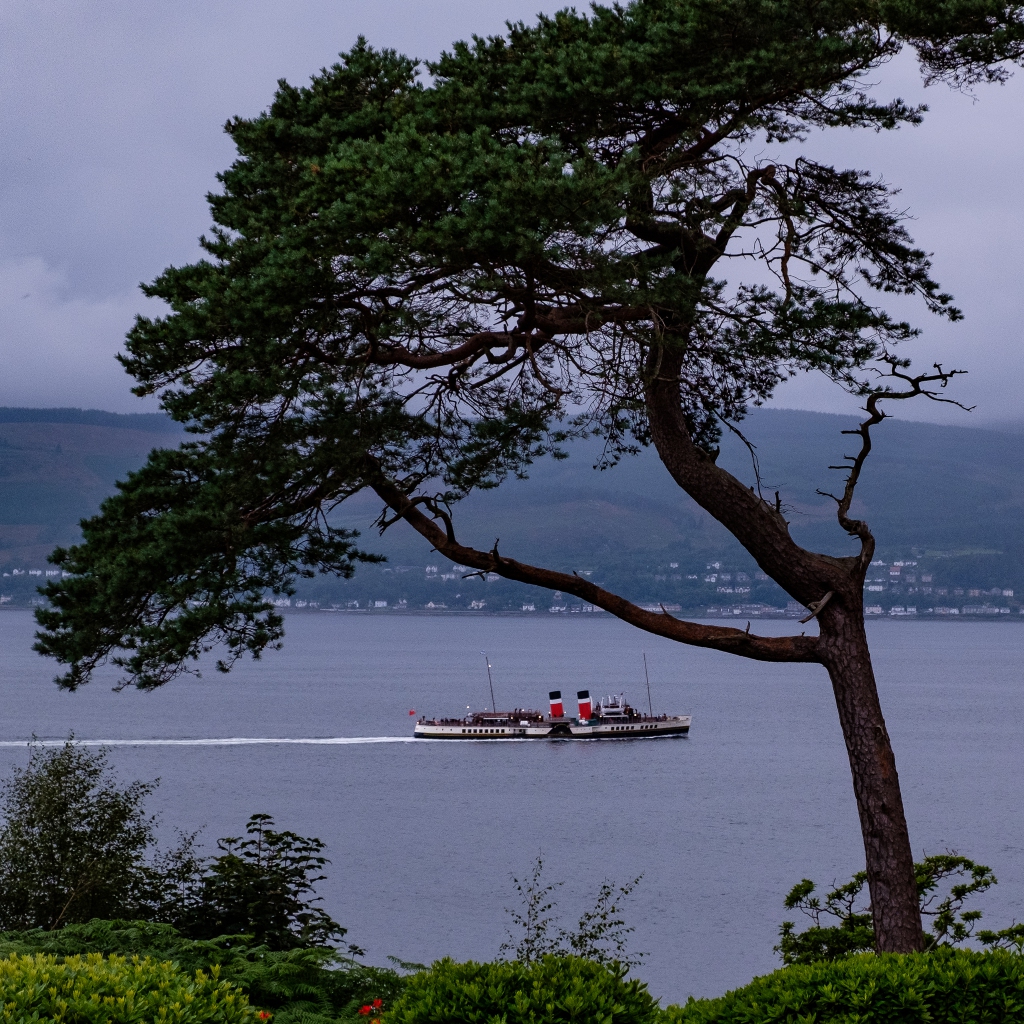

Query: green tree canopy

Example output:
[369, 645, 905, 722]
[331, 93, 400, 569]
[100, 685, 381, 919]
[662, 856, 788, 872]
[0, 742, 159, 930]
[33, 0, 1024, 953]
[36, 0, 1024, 689]
[175, 814, 348, 951]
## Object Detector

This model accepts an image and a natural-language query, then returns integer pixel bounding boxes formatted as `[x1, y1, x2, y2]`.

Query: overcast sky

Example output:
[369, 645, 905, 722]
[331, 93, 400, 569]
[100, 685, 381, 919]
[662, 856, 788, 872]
[2, 1, 1022, 424]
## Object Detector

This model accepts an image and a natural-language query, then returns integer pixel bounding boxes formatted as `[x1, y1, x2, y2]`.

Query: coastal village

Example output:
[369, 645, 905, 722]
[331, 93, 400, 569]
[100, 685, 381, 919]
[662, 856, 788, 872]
[4, 559, 1015, 619]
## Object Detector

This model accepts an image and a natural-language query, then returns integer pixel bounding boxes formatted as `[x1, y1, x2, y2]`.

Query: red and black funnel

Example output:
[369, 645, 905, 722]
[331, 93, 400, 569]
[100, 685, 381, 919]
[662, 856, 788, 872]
[549, 690, 564, 717]
[577, 689, 592, 721]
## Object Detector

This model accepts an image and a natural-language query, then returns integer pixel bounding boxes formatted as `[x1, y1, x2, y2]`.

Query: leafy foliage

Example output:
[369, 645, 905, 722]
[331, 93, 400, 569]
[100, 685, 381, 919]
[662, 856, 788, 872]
[0, 741, 171, 930]
[500, 857, 644, 968]
[172, 814, 350, 951]
[31, 0, 1024, 688]
[385, 956, 660, 1024]
[0, 747, 350, 953]
[776, 853, 1024, 964]
[0, 951, 255, 1024]
[663, 948, 1024, 1024]
[0, 921, 406, 1024]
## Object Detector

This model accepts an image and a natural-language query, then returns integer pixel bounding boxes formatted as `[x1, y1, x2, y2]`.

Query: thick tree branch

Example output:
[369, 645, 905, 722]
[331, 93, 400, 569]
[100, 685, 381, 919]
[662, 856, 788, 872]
[364, 306, 652, 370]
[644, 348, 854, 607]
[365, 469, 820, 664]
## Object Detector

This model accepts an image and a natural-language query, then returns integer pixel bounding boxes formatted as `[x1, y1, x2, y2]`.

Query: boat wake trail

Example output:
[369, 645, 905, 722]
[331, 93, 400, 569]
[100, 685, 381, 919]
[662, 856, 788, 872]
[0, 737, 419, 748]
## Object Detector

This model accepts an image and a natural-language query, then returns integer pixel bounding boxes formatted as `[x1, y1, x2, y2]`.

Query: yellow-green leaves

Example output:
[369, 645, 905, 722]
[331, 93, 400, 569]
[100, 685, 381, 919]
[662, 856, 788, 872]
[385, 956, 659, 1024]
[664, 948, 1024, 1024]
[0, 952, 255, 1024]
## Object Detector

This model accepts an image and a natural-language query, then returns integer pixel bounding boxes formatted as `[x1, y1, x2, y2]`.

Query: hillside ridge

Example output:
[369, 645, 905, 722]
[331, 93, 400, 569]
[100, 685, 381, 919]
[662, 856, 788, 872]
[1, 407, 1022, 614]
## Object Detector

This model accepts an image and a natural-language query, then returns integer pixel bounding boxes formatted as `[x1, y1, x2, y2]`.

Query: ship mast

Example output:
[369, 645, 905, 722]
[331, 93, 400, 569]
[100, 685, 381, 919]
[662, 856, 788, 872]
[643, 652, 653, 717]
[481, 651, 496, 711]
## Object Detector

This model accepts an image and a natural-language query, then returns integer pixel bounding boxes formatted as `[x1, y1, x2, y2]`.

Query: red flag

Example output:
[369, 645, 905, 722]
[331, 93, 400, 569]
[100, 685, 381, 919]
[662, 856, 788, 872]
[409, 709, 416, 715]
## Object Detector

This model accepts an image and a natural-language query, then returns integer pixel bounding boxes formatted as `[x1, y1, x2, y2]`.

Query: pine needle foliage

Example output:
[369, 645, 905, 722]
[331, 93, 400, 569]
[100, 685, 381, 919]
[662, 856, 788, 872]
[31, 0, 1024, 691]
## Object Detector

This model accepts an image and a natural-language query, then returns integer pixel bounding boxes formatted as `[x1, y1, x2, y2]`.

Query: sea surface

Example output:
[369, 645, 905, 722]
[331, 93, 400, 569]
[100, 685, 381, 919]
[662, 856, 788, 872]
[1, 610, 1022, 1003]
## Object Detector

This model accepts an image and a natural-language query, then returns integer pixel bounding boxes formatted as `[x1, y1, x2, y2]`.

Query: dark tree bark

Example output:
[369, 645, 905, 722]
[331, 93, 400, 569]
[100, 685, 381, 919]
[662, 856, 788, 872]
[817, 605, 922, 952]
[640, 350, 925, 951]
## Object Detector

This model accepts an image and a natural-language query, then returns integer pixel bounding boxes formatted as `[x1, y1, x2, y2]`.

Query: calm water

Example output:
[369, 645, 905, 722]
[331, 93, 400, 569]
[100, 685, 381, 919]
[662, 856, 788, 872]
[1, 610, 1022, 1003]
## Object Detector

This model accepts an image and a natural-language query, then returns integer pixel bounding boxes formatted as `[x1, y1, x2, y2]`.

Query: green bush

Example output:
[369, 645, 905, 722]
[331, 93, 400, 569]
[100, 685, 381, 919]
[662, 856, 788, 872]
[173, 813, 348, 950]
[776, 853, 1024, 964]
[0, 741, 167, 930]
[0, 920, 406, 1024]
[0, 951, 253, 1023]
[0, 745, 352, 951]
[663, 948, 1024, 1024]
[385, 956, 660, 1024]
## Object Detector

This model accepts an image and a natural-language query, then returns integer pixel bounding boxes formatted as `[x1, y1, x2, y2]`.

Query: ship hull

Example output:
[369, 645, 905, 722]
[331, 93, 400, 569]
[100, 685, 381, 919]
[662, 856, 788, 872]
[413, 716, 690, 740]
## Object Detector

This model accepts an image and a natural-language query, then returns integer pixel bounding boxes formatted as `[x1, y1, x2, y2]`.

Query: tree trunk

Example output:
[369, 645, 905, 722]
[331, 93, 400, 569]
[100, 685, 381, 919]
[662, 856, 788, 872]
[817, 598, 924, 952]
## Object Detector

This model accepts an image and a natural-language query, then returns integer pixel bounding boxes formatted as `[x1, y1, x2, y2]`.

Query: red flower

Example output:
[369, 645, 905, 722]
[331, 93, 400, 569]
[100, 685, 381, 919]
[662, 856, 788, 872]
[373, 999, 384, 1009]
[257, 1014, 272, 1021]
[358, 1007, 371, 1016]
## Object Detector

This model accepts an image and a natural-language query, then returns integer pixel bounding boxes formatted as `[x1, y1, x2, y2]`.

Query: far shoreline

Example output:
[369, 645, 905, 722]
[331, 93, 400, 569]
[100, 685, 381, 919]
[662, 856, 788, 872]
[4, 605, 1023, 624]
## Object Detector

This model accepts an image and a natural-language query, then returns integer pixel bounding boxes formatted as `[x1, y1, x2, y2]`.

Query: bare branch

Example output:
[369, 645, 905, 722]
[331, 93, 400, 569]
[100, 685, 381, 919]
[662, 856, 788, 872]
[719, 416, 766, 502]
[831, 359, 970, 568]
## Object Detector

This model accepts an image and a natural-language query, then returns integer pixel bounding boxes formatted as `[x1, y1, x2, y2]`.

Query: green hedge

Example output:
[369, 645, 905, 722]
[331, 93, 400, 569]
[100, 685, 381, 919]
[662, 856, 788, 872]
[385, 956, 659, 1024]
[664, 948, 1024, 1024]
[0, 920, 405, 1024]
[0, 951, 254, 1023]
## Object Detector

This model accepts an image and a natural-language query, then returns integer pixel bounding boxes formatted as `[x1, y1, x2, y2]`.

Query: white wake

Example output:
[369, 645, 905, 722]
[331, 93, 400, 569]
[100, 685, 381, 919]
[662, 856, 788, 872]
[0, 736, 418, 748]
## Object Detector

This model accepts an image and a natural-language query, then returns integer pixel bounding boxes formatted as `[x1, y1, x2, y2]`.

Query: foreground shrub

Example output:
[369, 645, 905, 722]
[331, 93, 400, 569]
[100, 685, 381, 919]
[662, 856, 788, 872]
[0, 951, 253, 1023]
[172, 813, 349, 950]
[0, 746, 352, 951]
[500, 857, 645, 969]
[664, 948, 1024, 1024]
[0, 741, 167, 930]
[0, 920, 405, 1023]
[386, 956, 659, 1024]
[777, 853, 1024, 964]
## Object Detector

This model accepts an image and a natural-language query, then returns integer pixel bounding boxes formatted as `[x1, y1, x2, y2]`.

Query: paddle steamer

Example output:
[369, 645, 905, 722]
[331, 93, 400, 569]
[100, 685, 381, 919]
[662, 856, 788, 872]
[413, 690, 691, 740]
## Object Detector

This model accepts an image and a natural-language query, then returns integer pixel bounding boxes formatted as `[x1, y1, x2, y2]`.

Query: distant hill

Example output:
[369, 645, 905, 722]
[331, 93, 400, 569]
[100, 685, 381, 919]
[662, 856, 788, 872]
[0, 408, 184, 569]
[337, 408, 1024, 575]
[0, 407, 180, 432]
[2, 406, 1022, 599]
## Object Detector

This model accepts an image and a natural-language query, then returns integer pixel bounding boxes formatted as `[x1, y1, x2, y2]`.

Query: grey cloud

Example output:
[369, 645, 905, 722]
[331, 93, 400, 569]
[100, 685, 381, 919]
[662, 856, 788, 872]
[1, 2, 1022, 419]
